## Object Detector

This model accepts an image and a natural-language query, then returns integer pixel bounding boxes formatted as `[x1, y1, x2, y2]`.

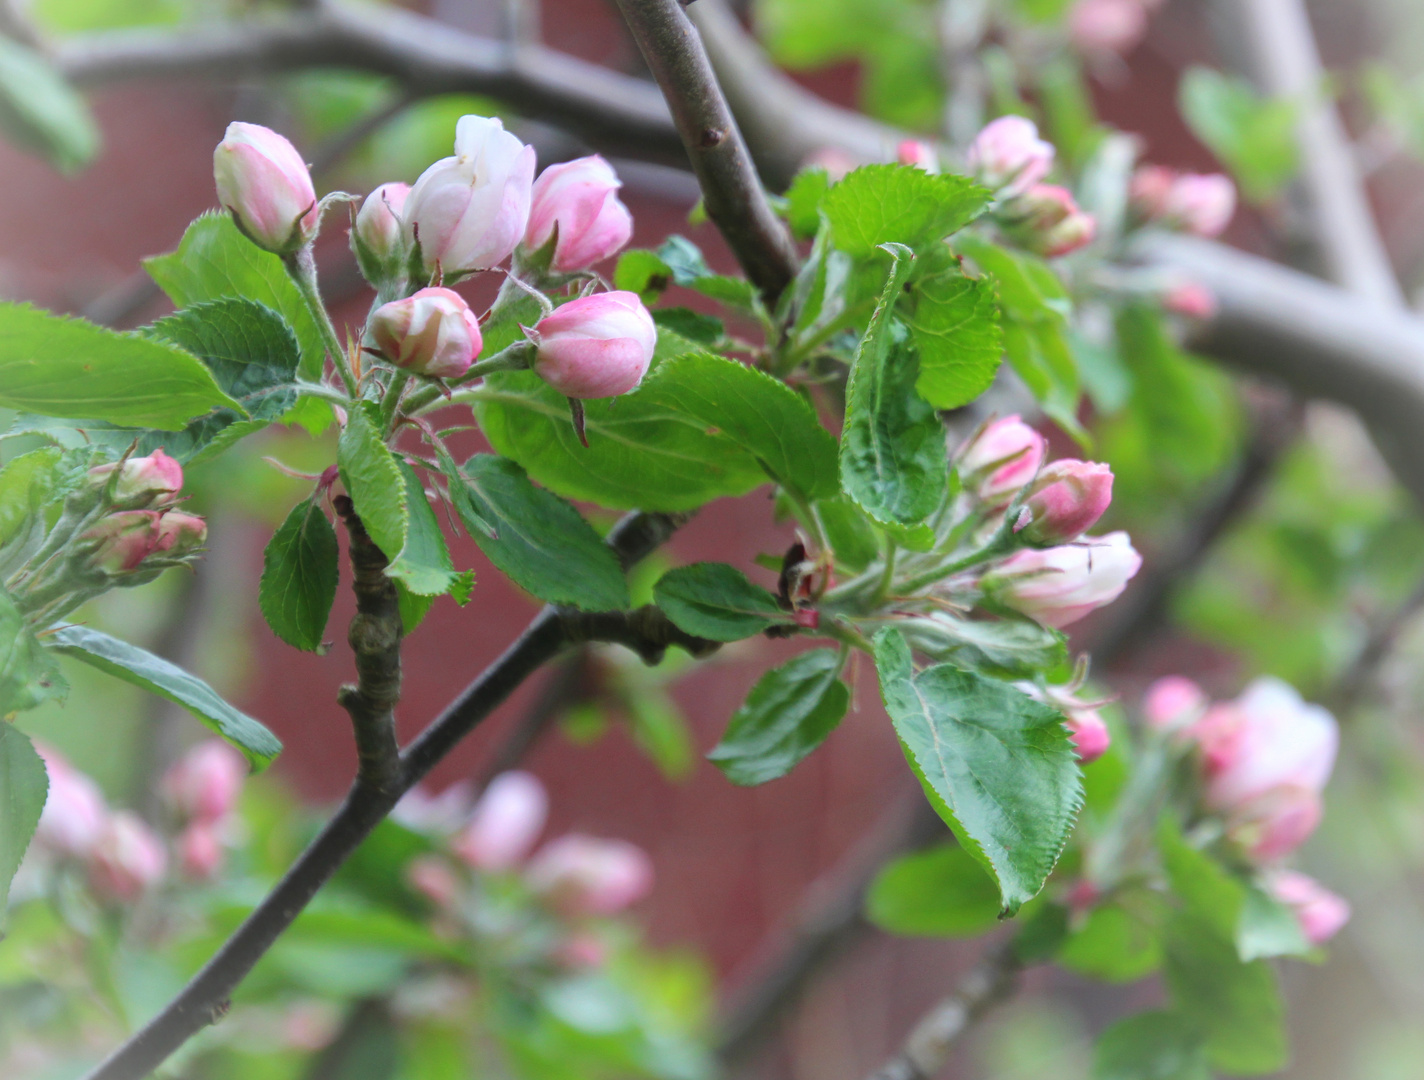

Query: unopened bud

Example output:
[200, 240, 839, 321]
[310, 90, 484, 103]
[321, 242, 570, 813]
[1003, 184, 1096, 257]
[35, 744, 107, 859]
[451, 770, 548, 871]
[1065, 707, 1111, 763]
[83, 511, 164, 573]
[368, 287, 484, 379]
[1068, 0, 1150, 55]
[88, 811, 167, 902]
[177, 822, 225, 881]
[1016, 460, 1114, 545]
[532, 291, 657, 399]
[353, 182, 409, 281]
[1162, 281, 1218, 320]
[153, 511, 207, 559]
[1268, 870, 1350, 945]
[896, 140, 940, 174]
[1131, 167, 1236, 237]
[957, 415, 1047, 503]
[986, 531, 1142, 629]
[213, 122, 318, 255]
[1143, 675, 1207, 731]
[525, 155, 634, 273]
[966, 116, 1054, 196]
[527, 834, 654, 916]
[163, 740, 246, 824]
[88, 449, 184, 509]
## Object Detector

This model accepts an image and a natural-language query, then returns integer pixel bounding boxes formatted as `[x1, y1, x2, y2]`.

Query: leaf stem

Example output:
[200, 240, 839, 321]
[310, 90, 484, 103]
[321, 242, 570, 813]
[284, 247, 357, 397]
[378, 370, 411, 435]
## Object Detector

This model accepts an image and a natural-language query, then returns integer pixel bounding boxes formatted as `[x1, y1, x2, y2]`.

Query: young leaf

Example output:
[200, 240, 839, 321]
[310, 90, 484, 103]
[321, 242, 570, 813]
[1058, 896, 1166, 982]
[387, 460, 470, 600]
[656, 235, 760, 311]
[840, 245, 950, 527]
[873, 627, 1082, 915]
[0, 447, 64, 549]
[614, 249, 674, 303]
[1092, 1011, 1210, 1080]
[1179, 67, 1298, 204]
[259, 495, 339, 652]
[653, 563, 787, 641]
[337, 405, 408, 563]
[0, 721, 47, 915]
[866, 844, 1001, 938]
[902, 267, 1004, 409]
[784, 167, 831, 240]
[822, 164, 991, 258]
[816, 494, 881, 572]
[1236, 884, 1313, 962]
[0, 36, 99, 173]
[0, 591, 65, 715]
[451, 454, 628, 611]
[0, 303, 242, 430]
[50, 625, 282, 769]
[708, 649, 850, 785]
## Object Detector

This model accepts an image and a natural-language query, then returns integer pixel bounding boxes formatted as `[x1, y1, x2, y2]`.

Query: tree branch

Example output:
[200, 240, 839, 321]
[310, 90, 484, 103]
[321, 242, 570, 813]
[610, 0, 799, 301]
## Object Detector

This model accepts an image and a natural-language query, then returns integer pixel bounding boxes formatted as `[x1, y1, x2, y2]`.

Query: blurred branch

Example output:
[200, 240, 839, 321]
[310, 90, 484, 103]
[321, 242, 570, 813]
[473, 649, 590, 789]
[1327, 574, 1424, 717]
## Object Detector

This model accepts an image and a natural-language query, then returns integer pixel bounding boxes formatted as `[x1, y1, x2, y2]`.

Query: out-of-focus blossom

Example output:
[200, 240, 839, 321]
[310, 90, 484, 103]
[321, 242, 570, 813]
[800, 146, 859, 182]
[1003, 183, 1096, 257]
[988, 532, 1142, 628]
[213, 122, 318, 254]
[177, 822, 224, 881]
[406, 855, 462, 909]
[34, 745, 107, 858]
[1162, 281, 1218, 320]
[88, 449, 184, 510]
[1069, 0, 1150, 55]
[1143, 675, 1208, 731]
[1131, 166, 1236, 237]
[451, 771, 548, 871]
[525, 155, 634, 272]
[88, 812, 167, 902]
[527, 834, 654, 916]
[896, 139, 940, 174]
[958, 415, 1047, 504]
[966, 116, 1054, 196]
[1268, 870, 1351, 944]
[163, 740, 246, 825]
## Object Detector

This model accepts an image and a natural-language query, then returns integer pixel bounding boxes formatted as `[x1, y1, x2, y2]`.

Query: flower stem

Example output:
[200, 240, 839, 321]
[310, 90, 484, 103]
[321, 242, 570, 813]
[285, 247, 358, 397]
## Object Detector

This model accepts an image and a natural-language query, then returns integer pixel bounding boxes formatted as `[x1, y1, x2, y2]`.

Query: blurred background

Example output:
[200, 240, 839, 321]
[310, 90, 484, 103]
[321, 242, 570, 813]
[6, 0, 1424, 1077]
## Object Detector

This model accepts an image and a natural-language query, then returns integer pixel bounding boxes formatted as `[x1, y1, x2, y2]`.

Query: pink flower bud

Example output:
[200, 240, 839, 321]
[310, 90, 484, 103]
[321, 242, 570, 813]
[1267, 870, 1350, 945]
[1068, 0, 1150, 55]
[153, 511, 208, 559]
[1142, 675, 1207, 730]
[162, 740, 246, 824]
[1004, 184, 1096, 257]
[403, 115, 536, 275]
[1016, 460, 1114, 545]
[451, 771, 548, 871]
[34, 744, 107, 858]
[88, 811, 167, 902]
[1162, 282, 1218, 320]
[213, 122, 318, 255]
[1065, 706, 1111, 763]
[896, 140, 940, 174]
[368, 287, 483, 379]
[966, 116, 1054, 197]
[1163, 173, 1236, 238]
[525, 155, 635, 273]
[557, 932, 609, 969]
[354, 182, 409, 265]
[958, 415, 1047, 503]
[88, 449, 184, 509]
[987, 531, 1142, 629]
[800, 146, 858, 182]
[406, 855, 462, 909]
[83, 511, 165, 572]
[1129, 165, 1176, 219]
[532, 291, 657, 399]
[177, 822, 225, 881]
[527, 834, 654, 916]
[1226, 785, 1323, 862]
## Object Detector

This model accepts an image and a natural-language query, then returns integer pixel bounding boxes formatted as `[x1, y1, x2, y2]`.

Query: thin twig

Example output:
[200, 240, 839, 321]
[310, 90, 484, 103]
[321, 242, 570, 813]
[1327, 574, 1424, 717]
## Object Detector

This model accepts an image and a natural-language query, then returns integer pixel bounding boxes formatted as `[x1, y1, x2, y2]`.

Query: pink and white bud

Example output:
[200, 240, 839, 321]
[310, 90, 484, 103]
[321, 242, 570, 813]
[406, 855, 462, 909]
[1005, 184, 1096, 257]
[966, 116, 1054, 197]
[1065, 707, 1111, 763]
[354, 182, 410, 265]
[368, 287, 483, 379]
[527, 834, 654, 916]
[89, 449, 184, 509]
[163, 740, 246, 825]
[83, 511, 165, 573]
[532, 291, 657, 399]
[896, 140, 940, 174]
[88, 811, 167, 902]
[34, 745, 108, 858]
[153, 511, 208, 559]
[1129, 165, 1176, 220]
[1016, 460, 1114, 545]
[525, 155, 635, 273]
[1068, 0, 1150, 55]
[1268, 870, 1350, 945]
[403, 115, 536, 275]
[177, 822, 225, 881]
[1162, 173, 1236, 238]
[1162, 282, 1218, 320]
[451, 770, 548, 871]
[213, 122, 318, 255]
[987, 531, 1142, 629]
[1142, 675, 1207, 731]
[958, 415, 1047, 503]
[1226, 785, 1323, 862]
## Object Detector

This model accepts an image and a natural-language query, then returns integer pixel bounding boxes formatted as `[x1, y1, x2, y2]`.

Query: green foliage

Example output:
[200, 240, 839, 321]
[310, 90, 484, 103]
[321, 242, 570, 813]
[0, 448, 65, 550]
[0, 721, 47, 915]
[1236, 883, 1313, 962]
[653, 236, 760, 311]
[866, 844, 1001, 937]
[0, 590, 64, 715]
[387, 460, 472, 602]
[0, 36, 99, 172]
[1058, 897, 1165, 982]
[0, 303, 241, 430]
[1093, 1011, 1210, 1080]
[783, 168, 830, 240]
[337, 405, 408, 563]
[50, 625, 282, 768]
[449, 454, 627, 611]
[1179, 67, 1299, 204]
[822, 166, 990, 259]
[707, 649, 849, 785]
[260, 495, 340, 652]
[873, 629, 1082, 914]
[653, 563, 787, 642]
[31, 0, 180, 33]
[902, 266, 1004, 409]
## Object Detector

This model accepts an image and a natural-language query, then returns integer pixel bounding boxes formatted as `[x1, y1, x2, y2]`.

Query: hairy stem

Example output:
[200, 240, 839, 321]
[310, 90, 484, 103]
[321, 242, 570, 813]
[285, 247, 358, 396]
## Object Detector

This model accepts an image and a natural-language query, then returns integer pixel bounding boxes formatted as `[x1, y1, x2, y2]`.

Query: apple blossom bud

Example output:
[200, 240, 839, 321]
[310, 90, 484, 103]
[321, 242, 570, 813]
[1226, 785, 1323, 862]
[532, 291, 657, 399]
[1143, 675, 1207, 731]
[987, 531, 1142, 629]
[966, 116, 1054, 197]
[1163, 173, 1236, 238]
[525, 155, 635, 273]
[451, 771, 548, 871]
[88, 449, 184, 509]
[163, 740, 246, 824]
[800, 146, 858, 182]
[896, 140, 940, 174]
[353, 182, 409, 280]
[1069, 0, 1149, 55]
[1065, 707, 1111, 763]
[1004, 184, 1097, 257]
[1016, 460, 1114, 545]
[83, 511, 165, 573]
[1162, 282, 1218, 320]
[177, 822, 224, 881]
[403, 115, 536, 276]
[213, 122, 319, 255]
[527, 834, 654, 916]
[88, 811, 167, 902]
[406, 855, 462, 909]
[153, 512, 208, 559]
[35, 745, 107, 858]
[1129, 165, 1175, 218]
[957, 415, 1047, 503]
[368, 287, 483, 379]
[1268, 870, 1350, 945]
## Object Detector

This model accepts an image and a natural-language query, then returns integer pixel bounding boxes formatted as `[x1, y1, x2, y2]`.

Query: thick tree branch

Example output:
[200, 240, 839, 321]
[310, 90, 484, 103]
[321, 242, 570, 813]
[610, 0, 799, 301]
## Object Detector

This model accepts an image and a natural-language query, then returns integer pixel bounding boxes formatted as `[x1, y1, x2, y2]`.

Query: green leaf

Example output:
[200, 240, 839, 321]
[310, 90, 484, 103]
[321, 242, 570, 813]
[902, 614, 1069, 679]
[1237, 884, 1312, 962]
[0, 36, 99, 172]
[652, 307, 724, 346]
[1179, 67, 1298, 204]
[450, 454, 625, 610]
[840, 246, 949, 527]
[708, 649, 849, 785]
[784, 167, 830, 240]
[822, 165, 990, 258]
[866, 843, 1001, 937]
[816, 494, 881, 572]
[613, 249, 673, 304]
[50, 625, 282, 769]
[902, 266, 1003, 409]
[642, 352, 840, 501]
[1163, 912, 1287, 1075]
[1059, 896, 1165, 982]
[144, 211, 328, 383]
[0, 721, 47, 914]
[872, 628, 1081, 915]
[656, 236, 759, 311]
[653, 563, 787, 641]
[0, 590, 64, 715]
[144, 298, 301, 464]
[0, 303, 242, 429]
[1093, 1012, 1211, 1080]
[337, 405, 407, 563]
[0, 447, 64, 550]
[1159, 816, 1244, 937]
[387, 460, 470, 600]
[259, 495, 339, 652]
[954, 234, 1071, 322]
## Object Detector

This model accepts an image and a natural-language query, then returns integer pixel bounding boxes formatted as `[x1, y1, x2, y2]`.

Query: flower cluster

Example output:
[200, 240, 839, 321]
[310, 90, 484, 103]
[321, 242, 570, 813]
[967, 117, 1096, 257]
